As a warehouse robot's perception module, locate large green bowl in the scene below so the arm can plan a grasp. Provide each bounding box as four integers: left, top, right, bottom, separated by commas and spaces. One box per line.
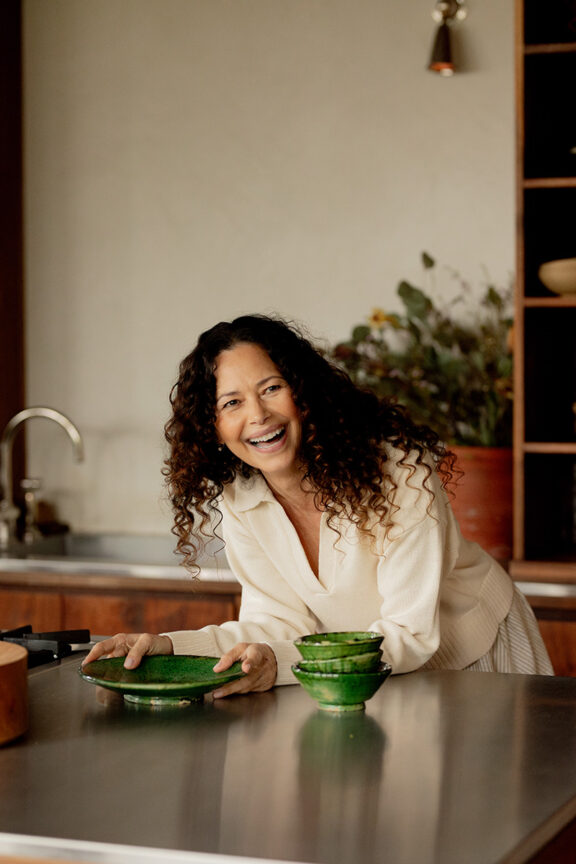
294, 631, 383, 660
79, 655, 245, 706
296, 650, 383, 674
292, 663, 392, 712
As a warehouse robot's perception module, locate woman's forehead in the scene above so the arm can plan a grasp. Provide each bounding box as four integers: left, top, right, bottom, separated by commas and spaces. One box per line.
214, 342, 280, 386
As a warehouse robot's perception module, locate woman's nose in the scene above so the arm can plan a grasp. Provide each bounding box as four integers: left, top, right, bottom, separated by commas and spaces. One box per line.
248, 396, 269, 425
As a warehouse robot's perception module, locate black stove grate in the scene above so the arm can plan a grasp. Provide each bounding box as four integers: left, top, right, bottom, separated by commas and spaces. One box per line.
0, 625, 91, 667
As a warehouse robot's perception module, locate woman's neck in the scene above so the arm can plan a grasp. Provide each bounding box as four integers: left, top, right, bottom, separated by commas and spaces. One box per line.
263, 468, 317, 511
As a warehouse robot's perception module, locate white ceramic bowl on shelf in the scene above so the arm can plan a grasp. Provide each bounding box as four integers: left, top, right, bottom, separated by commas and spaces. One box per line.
538, 258, 576, 295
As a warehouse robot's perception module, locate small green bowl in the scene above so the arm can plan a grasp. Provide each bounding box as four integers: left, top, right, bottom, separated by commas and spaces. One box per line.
296, 650, 383, 674
294, 631, 383, 660
292, 663, 392, 712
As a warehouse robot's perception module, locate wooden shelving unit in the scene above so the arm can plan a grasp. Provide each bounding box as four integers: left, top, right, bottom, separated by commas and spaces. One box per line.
512, 2, 576, 602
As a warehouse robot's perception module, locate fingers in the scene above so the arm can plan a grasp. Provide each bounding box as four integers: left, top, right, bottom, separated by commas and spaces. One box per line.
82, 634, 129, 665
212, 643, 277, 699
123, 634, 173, 669
82, 633, 173, 669
212, 643, 247, 674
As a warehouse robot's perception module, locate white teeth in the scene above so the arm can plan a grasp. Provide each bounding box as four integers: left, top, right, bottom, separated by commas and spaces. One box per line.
250, 427, 284, 445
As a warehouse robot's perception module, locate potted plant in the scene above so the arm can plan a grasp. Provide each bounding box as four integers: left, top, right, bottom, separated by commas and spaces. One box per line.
330, 252, 514, 560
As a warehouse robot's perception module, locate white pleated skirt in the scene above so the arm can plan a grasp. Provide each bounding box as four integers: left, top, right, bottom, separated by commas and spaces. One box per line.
464, 587, 554, 675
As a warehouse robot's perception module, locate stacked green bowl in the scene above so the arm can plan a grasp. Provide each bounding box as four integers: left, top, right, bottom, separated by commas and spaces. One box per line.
292, 631, 391, 712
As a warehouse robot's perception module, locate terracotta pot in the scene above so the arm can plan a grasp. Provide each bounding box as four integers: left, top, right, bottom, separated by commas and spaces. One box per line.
449, 446, 512, 563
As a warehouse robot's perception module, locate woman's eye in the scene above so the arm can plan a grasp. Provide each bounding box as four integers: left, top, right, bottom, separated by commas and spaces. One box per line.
264, 384, 282, 394
222, 399, 240, 410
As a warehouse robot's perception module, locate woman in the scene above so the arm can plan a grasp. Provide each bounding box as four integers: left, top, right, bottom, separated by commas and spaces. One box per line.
83, 314, 553, 694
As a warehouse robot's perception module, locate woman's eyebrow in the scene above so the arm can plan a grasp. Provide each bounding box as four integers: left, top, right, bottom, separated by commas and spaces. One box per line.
215, 376, 284, 405
257, 375, 284, 387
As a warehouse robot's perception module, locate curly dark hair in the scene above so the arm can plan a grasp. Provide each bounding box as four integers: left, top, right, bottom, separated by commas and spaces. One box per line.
164, 313, 455, 572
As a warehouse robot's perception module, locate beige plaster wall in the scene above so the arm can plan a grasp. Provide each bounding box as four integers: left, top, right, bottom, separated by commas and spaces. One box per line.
22, 0, 514, 534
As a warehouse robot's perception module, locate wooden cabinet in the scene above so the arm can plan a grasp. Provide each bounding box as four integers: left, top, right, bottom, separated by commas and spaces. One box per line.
0, 571, 241, 637
512, 2, 576, 670
536, 618, 576, 678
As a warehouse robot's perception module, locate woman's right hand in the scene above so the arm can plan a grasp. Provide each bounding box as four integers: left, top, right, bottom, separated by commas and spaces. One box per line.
81, 632, 174, 669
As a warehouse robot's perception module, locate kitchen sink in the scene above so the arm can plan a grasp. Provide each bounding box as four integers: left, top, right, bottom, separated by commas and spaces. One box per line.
0, 532, 233, 580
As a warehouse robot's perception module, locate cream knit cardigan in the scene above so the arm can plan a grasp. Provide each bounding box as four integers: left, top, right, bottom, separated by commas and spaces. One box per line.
166, 450, 514, 685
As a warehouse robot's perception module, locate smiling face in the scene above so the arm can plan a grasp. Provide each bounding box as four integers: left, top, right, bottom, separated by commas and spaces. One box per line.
214, 342, 302, 486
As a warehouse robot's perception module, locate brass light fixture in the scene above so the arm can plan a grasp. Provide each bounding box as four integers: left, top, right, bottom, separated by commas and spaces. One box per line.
428, 0, 468, 76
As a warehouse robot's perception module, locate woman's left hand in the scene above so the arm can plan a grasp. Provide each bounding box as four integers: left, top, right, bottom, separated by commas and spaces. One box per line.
211, 642, 277, 698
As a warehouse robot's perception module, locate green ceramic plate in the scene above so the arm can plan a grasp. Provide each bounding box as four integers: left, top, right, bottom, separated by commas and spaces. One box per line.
294, 631, 384, 660
79, 655, 245, 706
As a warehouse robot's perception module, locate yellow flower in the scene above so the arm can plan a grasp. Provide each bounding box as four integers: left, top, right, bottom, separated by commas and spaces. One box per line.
368, 308, 401, 329
368, 308, 388, 327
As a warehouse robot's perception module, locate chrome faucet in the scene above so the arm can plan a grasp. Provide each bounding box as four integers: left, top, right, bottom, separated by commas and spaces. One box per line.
0, 407, 84, 551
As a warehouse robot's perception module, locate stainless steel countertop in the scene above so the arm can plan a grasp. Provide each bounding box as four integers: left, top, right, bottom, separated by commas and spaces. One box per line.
1, 660, 576, 864
0, 831, 293, 864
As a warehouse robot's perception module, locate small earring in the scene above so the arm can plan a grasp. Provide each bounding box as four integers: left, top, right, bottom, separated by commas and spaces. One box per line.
217, 444, 224, 452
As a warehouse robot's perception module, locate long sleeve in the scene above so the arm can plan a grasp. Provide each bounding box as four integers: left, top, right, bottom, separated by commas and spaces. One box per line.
166, 491, 318, 684
355, 465, 513, 673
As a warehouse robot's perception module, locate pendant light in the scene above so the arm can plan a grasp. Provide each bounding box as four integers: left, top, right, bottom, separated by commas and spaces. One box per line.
428, 0, 468, 76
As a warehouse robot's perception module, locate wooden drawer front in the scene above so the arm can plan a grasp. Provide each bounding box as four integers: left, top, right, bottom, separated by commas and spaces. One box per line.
62, 591, 240, 636
0, 588, 62, 632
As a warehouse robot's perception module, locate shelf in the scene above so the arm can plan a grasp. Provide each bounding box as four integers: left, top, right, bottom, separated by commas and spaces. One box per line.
524, 178, 576, 188
510, 560, 576, 583
524, 443, 576, 454
523, 52, 576, 178
523, 309, 576, 442
524, 1, 576, 46
523, 453, 576, 560
522, 189, 576, 296
525, 43, 576, 55
524, 297, 576, 307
